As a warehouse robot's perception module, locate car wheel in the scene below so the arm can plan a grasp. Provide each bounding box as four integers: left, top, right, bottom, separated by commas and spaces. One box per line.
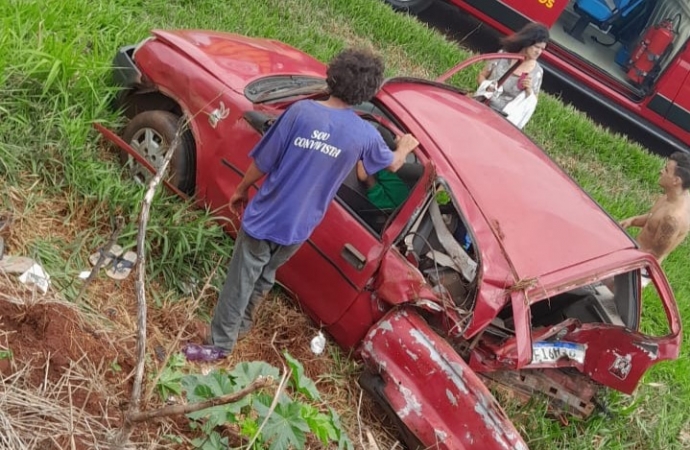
359, 370, 424, 450
383, 0, 434, 14
120, 110, 196, 195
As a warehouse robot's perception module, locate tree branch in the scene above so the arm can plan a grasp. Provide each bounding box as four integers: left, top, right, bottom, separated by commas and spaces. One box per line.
126, 376, 274, 423
112, 119, 187, 449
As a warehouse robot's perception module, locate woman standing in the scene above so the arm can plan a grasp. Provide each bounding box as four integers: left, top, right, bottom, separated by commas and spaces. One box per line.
476, 23, 550, 129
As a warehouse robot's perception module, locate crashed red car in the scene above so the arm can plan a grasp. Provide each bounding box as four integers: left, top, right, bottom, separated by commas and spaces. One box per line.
100, 30, 682, 449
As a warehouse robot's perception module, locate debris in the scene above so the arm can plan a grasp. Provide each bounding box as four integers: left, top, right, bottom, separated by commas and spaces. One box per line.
18, 263, 51, 294
88, 244, 123, 267
78, 270, 91, 280
182, 343, 229, 362
106, 251, 137, 280
310, 331, 326, 355
0, 255, 35, 274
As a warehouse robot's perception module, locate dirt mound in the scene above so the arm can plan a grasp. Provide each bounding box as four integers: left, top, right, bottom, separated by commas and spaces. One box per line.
0, 296, 135, 419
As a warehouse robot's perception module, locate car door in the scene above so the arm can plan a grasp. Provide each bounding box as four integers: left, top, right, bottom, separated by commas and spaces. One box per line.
276, 142, 432, 348
276, 198, 384, 327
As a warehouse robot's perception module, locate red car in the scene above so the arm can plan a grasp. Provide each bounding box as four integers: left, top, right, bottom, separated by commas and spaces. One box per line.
100, 30, 682, 449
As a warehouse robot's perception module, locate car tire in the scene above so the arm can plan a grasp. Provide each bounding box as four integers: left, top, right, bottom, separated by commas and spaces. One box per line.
359, 370, 424, 450
120, 110, 196, 195
383, 0, 434, 14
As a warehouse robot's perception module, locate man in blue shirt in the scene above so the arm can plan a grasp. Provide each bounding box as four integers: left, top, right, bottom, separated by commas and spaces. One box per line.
204, 49, 420, 358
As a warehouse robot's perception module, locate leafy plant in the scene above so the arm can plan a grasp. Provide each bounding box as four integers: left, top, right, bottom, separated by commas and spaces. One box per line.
180, 354, 353, 450
153, 352, 186, 401
0, 349, 12, 360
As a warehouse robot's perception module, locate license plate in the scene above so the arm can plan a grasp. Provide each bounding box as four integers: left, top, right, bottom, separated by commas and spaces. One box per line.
531, 341, 586, 364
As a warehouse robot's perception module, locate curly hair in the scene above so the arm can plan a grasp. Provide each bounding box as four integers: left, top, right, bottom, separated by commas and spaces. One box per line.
670, 151, 690, 189
500, 22, 550, 53
326, 48, 385, 106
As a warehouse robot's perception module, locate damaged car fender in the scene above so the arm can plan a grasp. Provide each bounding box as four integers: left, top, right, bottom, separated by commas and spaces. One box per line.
360, 308, 528, 450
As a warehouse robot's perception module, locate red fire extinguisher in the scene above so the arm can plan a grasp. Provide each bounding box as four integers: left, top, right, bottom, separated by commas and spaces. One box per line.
627, 18, 676, 85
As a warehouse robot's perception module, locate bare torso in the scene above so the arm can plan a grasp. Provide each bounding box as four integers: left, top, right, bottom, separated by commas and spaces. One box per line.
637, 193, 690, 262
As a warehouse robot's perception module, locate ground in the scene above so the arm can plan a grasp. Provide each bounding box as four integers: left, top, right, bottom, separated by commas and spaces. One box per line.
0, 257, 398, 449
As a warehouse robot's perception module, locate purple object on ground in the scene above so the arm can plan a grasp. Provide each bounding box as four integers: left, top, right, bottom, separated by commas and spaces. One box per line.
183, 343, 229, 362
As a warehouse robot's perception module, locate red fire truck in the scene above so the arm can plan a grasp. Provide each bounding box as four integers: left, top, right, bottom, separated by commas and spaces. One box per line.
386, 0, 690, 154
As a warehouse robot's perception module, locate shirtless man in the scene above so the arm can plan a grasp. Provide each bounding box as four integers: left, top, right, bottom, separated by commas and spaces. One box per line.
620, 152, 690, 266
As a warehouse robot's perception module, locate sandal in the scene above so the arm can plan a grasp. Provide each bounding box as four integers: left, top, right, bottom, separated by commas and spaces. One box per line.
89, 244, 124, 267
0, 255, 35, 274
105, 251, 137, 280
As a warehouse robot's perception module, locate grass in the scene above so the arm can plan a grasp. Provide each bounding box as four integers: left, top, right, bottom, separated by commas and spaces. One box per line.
0, 0, 688, 448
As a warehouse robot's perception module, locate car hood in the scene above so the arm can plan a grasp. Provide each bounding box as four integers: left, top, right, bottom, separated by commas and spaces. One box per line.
148, 30, 327, 91
379, 80, 635, 281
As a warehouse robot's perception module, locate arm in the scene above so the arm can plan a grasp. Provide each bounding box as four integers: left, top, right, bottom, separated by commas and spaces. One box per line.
648, 215, 680, 260
356, 161, 376, 188
386, 134, 419, 172
477, 64, 493, 85
229, 162, 265, 215
620, 213, 650, 229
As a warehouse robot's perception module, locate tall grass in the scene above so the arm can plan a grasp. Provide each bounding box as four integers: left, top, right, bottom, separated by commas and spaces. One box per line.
0, 0, 687, 448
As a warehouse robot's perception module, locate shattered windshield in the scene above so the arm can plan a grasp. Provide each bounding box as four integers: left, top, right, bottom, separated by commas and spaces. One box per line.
245, 75, 327, 103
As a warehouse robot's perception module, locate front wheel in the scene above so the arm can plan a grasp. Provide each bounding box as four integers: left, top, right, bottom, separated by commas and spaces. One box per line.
383, 0, 434, 14
120, 110, 196, 195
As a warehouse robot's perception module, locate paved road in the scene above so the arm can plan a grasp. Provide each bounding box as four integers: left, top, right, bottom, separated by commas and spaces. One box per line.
410, 0, 670, 155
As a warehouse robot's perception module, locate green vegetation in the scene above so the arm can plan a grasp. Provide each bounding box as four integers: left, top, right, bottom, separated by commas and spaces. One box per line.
0, 0, 687, 448
179, 354, 352, 449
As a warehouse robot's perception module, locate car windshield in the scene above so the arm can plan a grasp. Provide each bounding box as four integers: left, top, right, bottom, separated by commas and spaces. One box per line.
245, 75, 327, 103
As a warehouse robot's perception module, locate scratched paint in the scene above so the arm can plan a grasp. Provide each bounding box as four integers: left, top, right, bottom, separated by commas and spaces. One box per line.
396, 384, 423, 419
409, 328, 469, 395
446, 388, 458, 406
409, 327, 526, 448
406, 349, 419, 361
474, 397, 528, 450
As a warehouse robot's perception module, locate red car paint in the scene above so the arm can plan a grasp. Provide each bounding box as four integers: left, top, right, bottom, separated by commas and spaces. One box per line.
104, 30, 682, 449
434, 0, 690, 155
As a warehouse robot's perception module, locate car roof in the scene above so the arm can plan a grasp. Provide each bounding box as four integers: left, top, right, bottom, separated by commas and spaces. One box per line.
149, 30, 326, 90
379, 80, 636, 280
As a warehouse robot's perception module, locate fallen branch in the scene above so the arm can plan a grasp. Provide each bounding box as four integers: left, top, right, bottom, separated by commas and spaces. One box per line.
126, 376, 274, 423
112, 120, 188, 449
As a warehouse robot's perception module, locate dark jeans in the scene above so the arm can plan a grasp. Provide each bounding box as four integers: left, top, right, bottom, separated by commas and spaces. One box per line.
210, 228, 301, 352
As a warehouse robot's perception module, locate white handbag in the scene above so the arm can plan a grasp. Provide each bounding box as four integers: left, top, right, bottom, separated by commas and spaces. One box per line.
501, 91, 538, 129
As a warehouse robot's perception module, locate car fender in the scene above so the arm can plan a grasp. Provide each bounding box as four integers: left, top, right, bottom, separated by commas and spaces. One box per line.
360, 308, 527, 450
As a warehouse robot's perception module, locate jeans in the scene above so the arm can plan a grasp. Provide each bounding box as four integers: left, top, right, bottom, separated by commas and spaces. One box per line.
210, 228, 301, 352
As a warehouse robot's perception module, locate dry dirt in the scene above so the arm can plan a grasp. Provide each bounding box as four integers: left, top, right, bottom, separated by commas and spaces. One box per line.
0, 264, 398, 450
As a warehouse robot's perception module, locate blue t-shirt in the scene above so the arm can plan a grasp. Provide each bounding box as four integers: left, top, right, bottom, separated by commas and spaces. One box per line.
242, 100, 395, 245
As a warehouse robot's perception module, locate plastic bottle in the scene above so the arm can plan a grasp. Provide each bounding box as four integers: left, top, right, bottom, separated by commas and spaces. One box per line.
183, 343, 229, 362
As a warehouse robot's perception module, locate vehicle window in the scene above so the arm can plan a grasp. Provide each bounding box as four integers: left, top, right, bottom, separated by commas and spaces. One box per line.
335, 120, 423, 236
493, 268, 665, 335
244, 75, 327, 103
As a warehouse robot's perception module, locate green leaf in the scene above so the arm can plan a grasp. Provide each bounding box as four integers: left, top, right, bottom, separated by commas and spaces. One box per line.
259, 401, 310, 450
229, 361, 279, 388
240, 417, 260, 438
194, 383, 214, 399
182, 370, 244, 425
301, 404, 338, 445
329, 407, 355, 450
191, 430, 228, 450
284, 351, 321, 401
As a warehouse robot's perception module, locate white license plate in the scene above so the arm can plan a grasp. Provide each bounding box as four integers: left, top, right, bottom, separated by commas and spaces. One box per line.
531, 341, 586, 364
